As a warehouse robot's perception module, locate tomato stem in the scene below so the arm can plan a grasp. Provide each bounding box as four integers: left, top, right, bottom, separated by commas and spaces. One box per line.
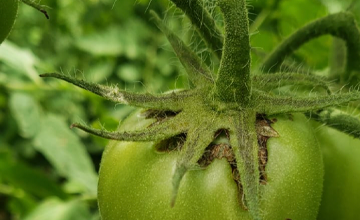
214, 0, 251, 105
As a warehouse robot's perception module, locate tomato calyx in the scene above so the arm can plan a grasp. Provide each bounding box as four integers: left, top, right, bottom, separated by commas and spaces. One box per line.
149, 109, 279, 211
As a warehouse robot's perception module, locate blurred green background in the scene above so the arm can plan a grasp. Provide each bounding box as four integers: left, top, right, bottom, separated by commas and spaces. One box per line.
0, 0, 358, 219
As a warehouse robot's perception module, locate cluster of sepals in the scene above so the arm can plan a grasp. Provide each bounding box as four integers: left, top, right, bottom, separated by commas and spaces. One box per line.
40, 0, 360, 219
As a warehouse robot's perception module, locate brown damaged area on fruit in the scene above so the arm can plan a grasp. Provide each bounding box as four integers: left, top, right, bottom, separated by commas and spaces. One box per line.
146, 109, 280, 210
197, 143, 248, 210
256, 114, 279, 184
143, 109, 179, 120
155, 133, 187, 152
195, 116, 278, 209
143, 109, 180, 128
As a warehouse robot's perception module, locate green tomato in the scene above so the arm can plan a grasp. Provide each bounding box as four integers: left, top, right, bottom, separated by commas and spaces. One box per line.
0, 0, 18, 44
315, 119, 360, 219
98, 112, 323, 220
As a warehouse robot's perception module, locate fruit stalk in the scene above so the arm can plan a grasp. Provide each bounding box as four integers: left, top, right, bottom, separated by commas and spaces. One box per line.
214, 0, 251, 105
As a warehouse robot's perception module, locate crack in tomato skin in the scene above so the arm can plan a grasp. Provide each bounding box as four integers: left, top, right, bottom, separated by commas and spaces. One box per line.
155, 114, 281, 212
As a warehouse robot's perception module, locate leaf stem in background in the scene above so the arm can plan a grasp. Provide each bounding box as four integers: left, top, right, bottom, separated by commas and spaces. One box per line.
21, 0, 50, 19
262, 12, 360, 76
329, 38, 347, 82
0, 184, 24, 198
309, 108, 360, 139
255, 90, 360, 115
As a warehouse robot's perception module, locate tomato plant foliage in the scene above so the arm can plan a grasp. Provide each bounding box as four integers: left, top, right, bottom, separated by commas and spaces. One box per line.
39, 0, 360, 219
38, 0, 360, 219
0, 0, 18, 44
2, 0, 360, 219
0, 0, 49, 44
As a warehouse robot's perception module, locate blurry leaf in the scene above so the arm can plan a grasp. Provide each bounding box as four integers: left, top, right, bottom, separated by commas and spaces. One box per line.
278, 0, 330, 69
75, 19, 149, 59
319, 0, 360, 25
250, 29, 279, 69
24, 198, 92, 220
7, 194, 38, 219
351, 1, 360, 21
119, 18, 151, 60
33, 114, 98, 195
9, 93, 41, 138
86, 60, 114, 83
156, 52, 175, 77
46, 92, 87, 124
0, 41, 42, 84
116, 64, 141, 82
75, 26, 125, 56
250, 0, 281, 8
0, 150, 68, 200
251, 30, 279, 53
319, 0, 352, 13
279, 0, 327, 34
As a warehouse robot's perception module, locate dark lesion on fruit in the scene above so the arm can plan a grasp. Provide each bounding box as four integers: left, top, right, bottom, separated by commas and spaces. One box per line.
256, 114, 279, 185
195, 115, 277, 209
207, 117, 277, 209
155, 133, 187, 152
197, 142, 248, 210
143, 109, 180, 120
141, 109, 187, 152
198, 143, 235, 167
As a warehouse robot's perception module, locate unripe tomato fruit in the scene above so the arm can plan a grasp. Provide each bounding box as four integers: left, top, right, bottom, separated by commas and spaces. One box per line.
315, 118, 360, 219
0, 0, 18, 44
98, 112, 323, 220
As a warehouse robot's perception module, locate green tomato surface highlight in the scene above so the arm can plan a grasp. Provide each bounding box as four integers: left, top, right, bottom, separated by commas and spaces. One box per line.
98, 112, 323, 220
315, 119, 360, 219
0, 0, 18, 44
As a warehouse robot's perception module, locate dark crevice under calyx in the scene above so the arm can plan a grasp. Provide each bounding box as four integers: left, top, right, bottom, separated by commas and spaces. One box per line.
151, 110, 278, 210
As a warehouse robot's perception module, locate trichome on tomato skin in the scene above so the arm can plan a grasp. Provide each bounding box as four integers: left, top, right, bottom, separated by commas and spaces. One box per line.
40, 0, 360, 219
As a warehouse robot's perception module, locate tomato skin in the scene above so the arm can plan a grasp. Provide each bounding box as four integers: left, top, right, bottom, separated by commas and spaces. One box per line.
98, 113, 323, 220
315, 122, 360, 220
0, 0, 18, 44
